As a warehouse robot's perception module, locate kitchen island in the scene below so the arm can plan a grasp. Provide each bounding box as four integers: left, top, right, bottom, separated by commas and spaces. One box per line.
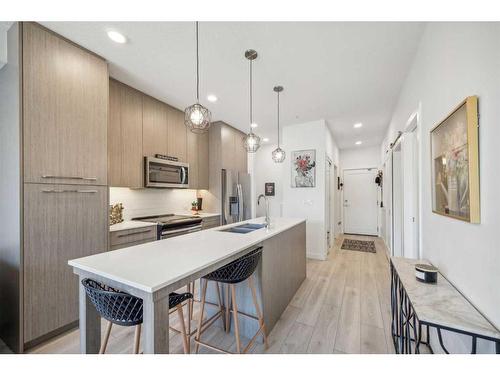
69, 217, 306, 354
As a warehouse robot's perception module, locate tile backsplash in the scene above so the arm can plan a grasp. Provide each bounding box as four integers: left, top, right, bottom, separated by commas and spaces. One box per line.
109, 187, 198, 220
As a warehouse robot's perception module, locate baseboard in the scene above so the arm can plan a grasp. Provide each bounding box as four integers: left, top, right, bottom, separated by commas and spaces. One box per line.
307, 252, 326, 261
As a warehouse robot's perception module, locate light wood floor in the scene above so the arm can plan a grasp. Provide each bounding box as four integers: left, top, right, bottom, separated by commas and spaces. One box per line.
25, 234, 394, 354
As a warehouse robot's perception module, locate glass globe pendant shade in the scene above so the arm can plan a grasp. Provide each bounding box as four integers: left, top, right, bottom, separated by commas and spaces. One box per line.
242, 131, 261, 153
184, 103, 211, 133
272, 147, 286, 163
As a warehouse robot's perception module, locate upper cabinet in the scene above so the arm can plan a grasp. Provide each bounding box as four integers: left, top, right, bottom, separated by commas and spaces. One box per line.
23, 23, 108, 186
108, 78, 205, 189
167, 107, 187, 162
220, 122, 247, 174
108, 79, 143, 188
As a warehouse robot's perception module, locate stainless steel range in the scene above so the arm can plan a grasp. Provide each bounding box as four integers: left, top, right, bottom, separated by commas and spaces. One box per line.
132, 214, 202, 240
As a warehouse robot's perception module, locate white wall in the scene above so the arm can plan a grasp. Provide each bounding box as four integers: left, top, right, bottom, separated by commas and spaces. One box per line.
340, 145, 380, 170
381, 22, 500, 353
109, 188, 198, 220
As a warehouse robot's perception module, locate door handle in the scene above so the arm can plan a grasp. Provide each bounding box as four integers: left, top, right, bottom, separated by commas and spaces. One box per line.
42, 175, 97, 181
42, 189, 98, 193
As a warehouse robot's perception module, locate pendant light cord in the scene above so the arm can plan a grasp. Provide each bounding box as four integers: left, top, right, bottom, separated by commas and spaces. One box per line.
196, 21, 200, 103
277, 91, 280, 146
249, 58, 253, 130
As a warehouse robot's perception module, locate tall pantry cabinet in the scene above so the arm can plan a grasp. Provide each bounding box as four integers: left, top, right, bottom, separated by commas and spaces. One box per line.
0, 22, 109, 352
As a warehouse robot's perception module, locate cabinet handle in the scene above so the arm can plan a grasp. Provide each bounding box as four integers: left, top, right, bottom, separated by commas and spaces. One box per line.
117, 229, 152, 238
42, 189, 98, 194
41, 175, 97, 181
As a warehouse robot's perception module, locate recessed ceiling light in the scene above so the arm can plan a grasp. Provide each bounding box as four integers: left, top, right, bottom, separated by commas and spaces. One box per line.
207, 94, 218, 103
250, 123, 258, 128
107, 30, 127, 44
263, 138, 269, 142
355, 141, 363, 145
354, 123, 363, 128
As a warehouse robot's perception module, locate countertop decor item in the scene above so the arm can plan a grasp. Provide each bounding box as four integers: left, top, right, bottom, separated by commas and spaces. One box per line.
109, 203, 124, 225
191, 200, 199, 214
430, 96, 479, 223
271, 86, 286, 163
184, 21, 211, 133
292, 149, 316, 187
415, 263, 438, 283
242, 49, 261, 153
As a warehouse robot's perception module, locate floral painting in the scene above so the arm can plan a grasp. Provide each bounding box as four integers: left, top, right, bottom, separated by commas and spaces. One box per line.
431, 97, 479, 222
292, 150, 316, 187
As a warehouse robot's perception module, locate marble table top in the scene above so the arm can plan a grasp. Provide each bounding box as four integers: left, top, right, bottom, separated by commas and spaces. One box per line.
391, 257, 500, 340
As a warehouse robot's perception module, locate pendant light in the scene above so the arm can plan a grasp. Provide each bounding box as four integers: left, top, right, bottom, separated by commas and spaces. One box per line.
184, 22, 211, 133
242, 49, 261, 153
271, 85, 286, 163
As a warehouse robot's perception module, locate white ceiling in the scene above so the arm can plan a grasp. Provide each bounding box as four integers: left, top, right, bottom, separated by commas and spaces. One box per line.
41, 22, 424, 149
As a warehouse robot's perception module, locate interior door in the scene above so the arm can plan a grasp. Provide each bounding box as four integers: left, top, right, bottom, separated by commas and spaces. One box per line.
402, 131, 419, 259
343, 169, 378, 235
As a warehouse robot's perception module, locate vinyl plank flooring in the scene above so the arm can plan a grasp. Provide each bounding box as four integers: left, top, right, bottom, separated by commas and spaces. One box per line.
307, 304, 340, 353
334, 286, 361, 354
280, 322, 314, 354
361, 323, 388, 354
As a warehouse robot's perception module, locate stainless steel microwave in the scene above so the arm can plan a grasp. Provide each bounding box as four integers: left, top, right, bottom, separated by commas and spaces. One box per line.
144, 157, 189, 188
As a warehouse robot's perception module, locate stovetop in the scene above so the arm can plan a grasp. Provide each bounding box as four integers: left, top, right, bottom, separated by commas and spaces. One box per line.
132, 214, 202, 226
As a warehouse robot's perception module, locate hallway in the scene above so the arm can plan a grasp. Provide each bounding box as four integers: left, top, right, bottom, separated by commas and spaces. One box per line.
27, 234, 394, 354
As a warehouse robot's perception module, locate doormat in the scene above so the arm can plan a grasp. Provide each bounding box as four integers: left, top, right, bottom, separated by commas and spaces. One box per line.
341, 239, 376, 253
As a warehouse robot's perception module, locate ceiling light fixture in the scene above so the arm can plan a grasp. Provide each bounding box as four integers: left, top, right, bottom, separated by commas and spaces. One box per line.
107, 30, 127, 44
242, 49, 261, 153
250, 123, 258, 128
207, 94, 218, 103
355, 141, 363, 145
184, 22, 211, 134
271, 85, 286, 163
354, 122, 363, 128
263, 138, 269, 142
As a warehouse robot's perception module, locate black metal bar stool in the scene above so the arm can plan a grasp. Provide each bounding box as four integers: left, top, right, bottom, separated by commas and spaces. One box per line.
194, 246, 268, 354
82, 278, 192, 354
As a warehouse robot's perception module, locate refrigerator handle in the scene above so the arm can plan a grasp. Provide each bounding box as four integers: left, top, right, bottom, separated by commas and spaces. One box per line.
237, 183, 243, 222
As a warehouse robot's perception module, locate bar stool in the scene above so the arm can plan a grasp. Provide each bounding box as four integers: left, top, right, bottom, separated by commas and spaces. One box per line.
194, 246, 268, 354
82, 278, 192, 354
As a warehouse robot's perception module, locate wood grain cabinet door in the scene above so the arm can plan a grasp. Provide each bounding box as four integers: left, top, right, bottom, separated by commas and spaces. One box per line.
23, 183, 108, 344
167, 107, 187, 162
23, 23, 108, 186
187, 130, 199, 189
198, 131, 209, 189
108, 79, 143, 188
142, 95, 168, 158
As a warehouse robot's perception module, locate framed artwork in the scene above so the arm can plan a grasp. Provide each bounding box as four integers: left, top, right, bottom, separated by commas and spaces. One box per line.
430, 96, 480, 223
265, 182, 275, 196
292, 149, 316, 188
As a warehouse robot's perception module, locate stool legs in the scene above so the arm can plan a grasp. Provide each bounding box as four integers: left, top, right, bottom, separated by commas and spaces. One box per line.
230, 284, 241, 353
249, 274, 268, 349
133, 324, 141, 354
176, 304, 189, 354
194, 278, 208, 353
99, 320, 113, 354
225, 285, 231, 332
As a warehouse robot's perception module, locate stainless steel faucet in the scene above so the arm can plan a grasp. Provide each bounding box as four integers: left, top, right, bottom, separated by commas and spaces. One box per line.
257, 194, 271, 228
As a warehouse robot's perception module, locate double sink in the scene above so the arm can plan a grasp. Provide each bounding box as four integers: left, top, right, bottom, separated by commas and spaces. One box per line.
219, 223, 266, 234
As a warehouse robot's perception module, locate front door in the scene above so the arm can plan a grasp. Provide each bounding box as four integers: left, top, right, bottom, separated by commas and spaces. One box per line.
343, 168, 378, 235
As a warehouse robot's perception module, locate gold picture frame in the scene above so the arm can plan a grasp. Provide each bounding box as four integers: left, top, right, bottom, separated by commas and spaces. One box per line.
430, 96, 480, 223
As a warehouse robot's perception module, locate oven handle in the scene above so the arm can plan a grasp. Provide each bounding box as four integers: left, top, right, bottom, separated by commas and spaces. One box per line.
162, 224, 202, 236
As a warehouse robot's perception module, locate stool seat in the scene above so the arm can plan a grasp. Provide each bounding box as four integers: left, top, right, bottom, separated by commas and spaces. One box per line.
204, 247, 262, 284
82, 279, 193, 354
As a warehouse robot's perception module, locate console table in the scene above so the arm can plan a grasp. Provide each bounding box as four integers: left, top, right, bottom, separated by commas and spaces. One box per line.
390, 257, 500, 354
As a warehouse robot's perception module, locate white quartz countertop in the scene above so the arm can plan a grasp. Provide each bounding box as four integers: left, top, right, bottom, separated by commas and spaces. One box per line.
391, 257, 500, 340
109, 220, 157, 232
70, 217, 305, 293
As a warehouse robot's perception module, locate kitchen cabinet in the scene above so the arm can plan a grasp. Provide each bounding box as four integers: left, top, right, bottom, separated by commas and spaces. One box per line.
219, 122, 247, 173
23, 184, 108, 344
187, 129, 209, 190
108, 79, 143, 188
167, 107, 187, 162
142, 94, 168, 158
109, 226, 157, 250
201, 215, 221, 230
23, 22, 108, 186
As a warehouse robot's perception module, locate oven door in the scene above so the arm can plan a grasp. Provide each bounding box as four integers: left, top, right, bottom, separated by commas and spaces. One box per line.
161, 224, 202, 239
145, 157, 189, 188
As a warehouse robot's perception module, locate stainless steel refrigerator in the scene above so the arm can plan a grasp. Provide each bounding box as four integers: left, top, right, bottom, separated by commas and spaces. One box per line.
221, 169, 252, 225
